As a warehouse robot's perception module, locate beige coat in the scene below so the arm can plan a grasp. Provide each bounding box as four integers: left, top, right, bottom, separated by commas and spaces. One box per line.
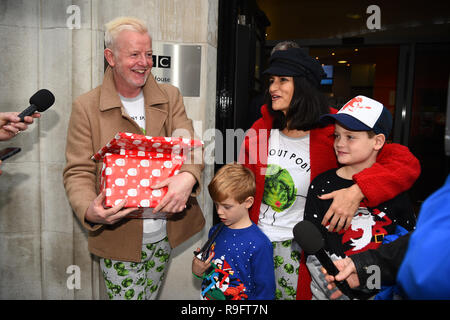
63, 67, 205, 262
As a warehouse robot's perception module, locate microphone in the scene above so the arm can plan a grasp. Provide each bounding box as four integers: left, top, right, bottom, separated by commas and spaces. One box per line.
18, 89, 55, 121
194, 222, 224, 261
293, 220, 359, 299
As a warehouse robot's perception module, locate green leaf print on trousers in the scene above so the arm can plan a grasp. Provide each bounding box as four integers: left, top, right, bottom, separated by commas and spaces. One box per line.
114, 262, 129, 277
263, 164, 297, 212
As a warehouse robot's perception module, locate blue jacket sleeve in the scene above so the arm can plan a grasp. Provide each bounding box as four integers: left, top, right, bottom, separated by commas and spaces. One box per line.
397, 175, 450, 299
251, 239, 276, 300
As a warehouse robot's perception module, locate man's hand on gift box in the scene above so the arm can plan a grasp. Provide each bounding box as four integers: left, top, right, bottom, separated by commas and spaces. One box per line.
85, 190, 139, 225
152, 172, 197, 214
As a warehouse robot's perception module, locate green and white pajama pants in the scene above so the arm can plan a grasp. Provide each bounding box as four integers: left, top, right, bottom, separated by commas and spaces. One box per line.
272, 239, 302, 300
100, 237, 171, 300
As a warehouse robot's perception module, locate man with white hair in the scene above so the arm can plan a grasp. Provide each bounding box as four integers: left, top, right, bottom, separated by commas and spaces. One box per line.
63, 17, 205, 300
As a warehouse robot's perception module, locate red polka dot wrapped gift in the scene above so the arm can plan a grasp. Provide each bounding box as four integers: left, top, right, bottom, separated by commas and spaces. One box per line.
92, 132, 203, 218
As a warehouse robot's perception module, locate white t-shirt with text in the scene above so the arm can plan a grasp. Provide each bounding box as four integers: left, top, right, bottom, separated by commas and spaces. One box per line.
120, 92, 167, 243
258, 129, 311, 242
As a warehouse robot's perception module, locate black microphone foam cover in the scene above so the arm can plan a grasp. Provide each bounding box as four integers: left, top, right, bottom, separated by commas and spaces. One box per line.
293, 220, 324, 255
29, 89, 55, 112
294, 220, 368, 300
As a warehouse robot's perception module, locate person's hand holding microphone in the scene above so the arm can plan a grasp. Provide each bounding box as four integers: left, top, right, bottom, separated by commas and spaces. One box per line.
0, 89, 55, 175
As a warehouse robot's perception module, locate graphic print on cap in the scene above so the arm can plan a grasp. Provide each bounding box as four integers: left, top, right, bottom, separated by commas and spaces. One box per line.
338, 96, 384, 128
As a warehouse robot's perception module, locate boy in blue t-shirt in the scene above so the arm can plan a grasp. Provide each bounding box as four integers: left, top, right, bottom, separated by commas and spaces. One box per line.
192, 163, 276, 300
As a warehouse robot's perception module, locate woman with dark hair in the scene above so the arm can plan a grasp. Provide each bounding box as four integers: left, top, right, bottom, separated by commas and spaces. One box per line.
239, 47, 420, 300
268, 76, 329, 132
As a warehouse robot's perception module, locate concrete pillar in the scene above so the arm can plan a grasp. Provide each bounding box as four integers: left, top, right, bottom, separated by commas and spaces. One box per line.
0, 0, 217, 299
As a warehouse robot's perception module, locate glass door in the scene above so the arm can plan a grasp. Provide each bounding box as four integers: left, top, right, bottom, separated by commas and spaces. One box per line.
408, 43, 450, 209
309, 45, 400, 142
309, 43, 450, 212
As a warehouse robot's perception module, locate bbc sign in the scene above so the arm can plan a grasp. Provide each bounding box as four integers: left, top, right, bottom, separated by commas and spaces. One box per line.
152, 43, 201, 97
153, 55, 171, 69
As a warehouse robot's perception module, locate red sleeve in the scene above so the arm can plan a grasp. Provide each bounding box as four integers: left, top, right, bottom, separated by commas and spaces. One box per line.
238, 118, 268, 224
238, 128, 251, 165
353, 143, 421, 207
238, 118, 265, 165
